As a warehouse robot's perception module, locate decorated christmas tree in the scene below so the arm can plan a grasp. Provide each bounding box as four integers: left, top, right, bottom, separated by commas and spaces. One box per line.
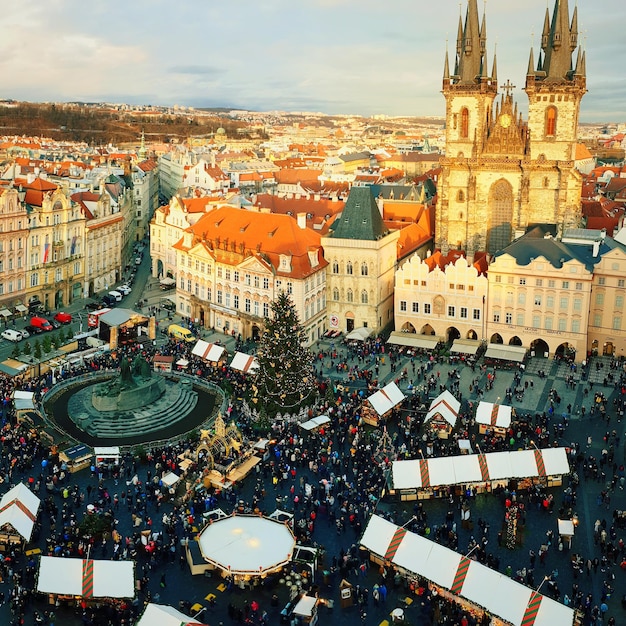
250, 291, 317, 419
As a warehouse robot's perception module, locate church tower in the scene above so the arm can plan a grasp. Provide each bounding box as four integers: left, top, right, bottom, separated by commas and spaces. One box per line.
436, 0, 585, 258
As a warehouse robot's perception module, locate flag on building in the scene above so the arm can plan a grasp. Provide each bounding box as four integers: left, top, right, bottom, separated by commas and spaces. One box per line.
43, 243, 50, 263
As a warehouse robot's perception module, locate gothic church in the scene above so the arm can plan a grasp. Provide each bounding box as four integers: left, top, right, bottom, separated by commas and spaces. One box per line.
435, 0, 586, 258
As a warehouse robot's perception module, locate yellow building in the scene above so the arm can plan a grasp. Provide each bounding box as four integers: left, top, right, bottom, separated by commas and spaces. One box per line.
436, 0, 585, 257
485, 227, 597, 360
322, 187, 399, 335
0, 186, 29, 311
173, 206, 327, 346
22, 178, 85, 310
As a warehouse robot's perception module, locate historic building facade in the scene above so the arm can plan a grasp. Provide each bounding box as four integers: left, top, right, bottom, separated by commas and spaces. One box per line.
436, 0, 586, 258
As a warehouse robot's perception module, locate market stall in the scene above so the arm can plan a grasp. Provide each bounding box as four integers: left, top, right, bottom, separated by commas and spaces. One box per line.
558, 518, 576, 550
36, 556, 135, 602
94, 447, 120, 469
153, 355, 173, 372
360, 514, 575, 626
136, 602, 207, 626
424, 390, 460, 438
12, 390, 36, 421
230, 352, 259, 374
361, 381, 405, 427
387, 331, 442, 351
300, 415, 331, 433
59, 444, 93, 474
484, 344, 527, 366
475, 401, 513, 435
190, 513, 295, 581
0, 482, 41, 548
192, 340, 226, 363
390, 447, 570, 500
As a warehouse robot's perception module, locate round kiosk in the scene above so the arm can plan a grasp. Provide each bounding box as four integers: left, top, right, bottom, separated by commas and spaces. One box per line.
197, 514, 295, 579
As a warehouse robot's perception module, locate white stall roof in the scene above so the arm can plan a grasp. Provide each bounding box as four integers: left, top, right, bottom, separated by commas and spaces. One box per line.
558, 519, 575, 537
191, 340, 226, 362
367, 382, 405, 416
12, 390, 35, 411
230, 352, 259, 374
450, 339, 481, 355
300, 416, 331, 431
484, 344, 527, 362
94, 447, 120, 458
0, 482, 41, 541
37, 557, 134, 598
387, 331, 441, 350
136, 603, 207, 626
360, 515, 575, 626
475, 402, 512, 429
161, 472, 180, 488
391, 448, 570, 490
345, 327, 370, 341
294, 595, 317, 617
425, 390, 460, 427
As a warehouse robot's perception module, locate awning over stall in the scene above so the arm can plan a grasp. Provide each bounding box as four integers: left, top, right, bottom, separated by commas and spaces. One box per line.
367, 382, 405, 416
475, 402, 512, 429
450, 339, 481, 355
391, 447, 570, 490
230, 352, 259, 374
12, 390, 35, 411
300, 415, 331, 431
15, 304, 28, 313
360, 515, 575, 626
0, 308, 12, 318
387, 332, 441, 350
345, 327, 370, 342
136, 603, 207, 626
36, 557, 135, 598
425, 390, 460, 428
0, 483, 41, 542
191, 340, 226, 362
484, 344, 527, 362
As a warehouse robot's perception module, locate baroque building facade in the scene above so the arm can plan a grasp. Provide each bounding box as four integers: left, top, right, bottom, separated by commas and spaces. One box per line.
436, 0, 586, 258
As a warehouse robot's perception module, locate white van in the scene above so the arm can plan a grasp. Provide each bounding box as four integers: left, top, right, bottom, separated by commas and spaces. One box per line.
108, 290, 123, 302
1, 329, 22, 342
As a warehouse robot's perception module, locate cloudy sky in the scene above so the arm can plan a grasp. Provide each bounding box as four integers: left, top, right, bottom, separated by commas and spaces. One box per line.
0, 0, 623, 122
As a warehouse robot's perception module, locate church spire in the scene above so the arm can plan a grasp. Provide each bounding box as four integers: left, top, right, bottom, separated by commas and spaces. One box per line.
541, 0, 578, 81
443, 47, 450, 81
527, 47, 535, 77
491, 50, 498, 84
456, 0, 486, 84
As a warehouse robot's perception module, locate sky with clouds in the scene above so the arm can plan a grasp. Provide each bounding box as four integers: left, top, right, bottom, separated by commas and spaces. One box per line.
0, 0, 623, 123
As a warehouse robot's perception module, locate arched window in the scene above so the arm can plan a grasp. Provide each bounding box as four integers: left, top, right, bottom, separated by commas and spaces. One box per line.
346, 261, 353, 275
361, 263, 368, 276
332, 260, 339, 274
457, 189, 465, 203
545, 106, 557, 137
361, 290, 369, 304
333, 287, 339, 301
347, 289, 354, 303
460, 108, 469, 138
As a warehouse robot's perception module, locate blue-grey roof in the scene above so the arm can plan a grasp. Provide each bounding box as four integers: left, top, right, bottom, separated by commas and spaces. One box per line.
329, 186, 389, 241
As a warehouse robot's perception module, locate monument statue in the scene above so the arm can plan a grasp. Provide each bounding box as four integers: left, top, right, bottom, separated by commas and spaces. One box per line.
92, 354, 166, 412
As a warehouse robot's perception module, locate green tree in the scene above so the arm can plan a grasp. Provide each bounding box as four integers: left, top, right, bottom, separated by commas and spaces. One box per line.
250, 292, 317, 419
10, 343, 21, 358
22, 341, 31, 356
34, 339, 42, 360
57, 327, 66, 344
42, 335, 52, 354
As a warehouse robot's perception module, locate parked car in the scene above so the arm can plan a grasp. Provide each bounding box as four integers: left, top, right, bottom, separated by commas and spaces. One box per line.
102, 295, 117, 307
47, 318, 61, 329
19, 328, 30, 340
84, 301, 101, 311
30, 316, 53, 332
1, 329, 22, 342
117, 285, 131, 296
24, 325, 43, 335
54, 312, 73, 324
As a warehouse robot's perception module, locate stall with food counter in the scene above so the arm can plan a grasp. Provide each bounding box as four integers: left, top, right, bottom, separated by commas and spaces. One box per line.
0, 482, 40, 550
475, 401, 513, 435
360, 381, 405, 427
423, 390, 460, 439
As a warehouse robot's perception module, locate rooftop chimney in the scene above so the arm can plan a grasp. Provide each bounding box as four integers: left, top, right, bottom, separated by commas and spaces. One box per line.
296, 213, 307, 229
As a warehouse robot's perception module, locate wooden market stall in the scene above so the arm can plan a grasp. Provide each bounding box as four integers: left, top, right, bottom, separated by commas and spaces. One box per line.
424, 390, 460, 438
153, 355, 173, 373
360, 515, 576, 626
389, 447, 571, 501
361, 382, 405, 427
192, 340, 226, 363
0, 482, 41, 550
229, 352, 259, 374
59, 444, 93, 474
475, 401, 513, 436
136, 602, 207, 626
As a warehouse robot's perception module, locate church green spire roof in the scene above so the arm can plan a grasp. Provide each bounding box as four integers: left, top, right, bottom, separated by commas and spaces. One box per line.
330, 186, 388, 241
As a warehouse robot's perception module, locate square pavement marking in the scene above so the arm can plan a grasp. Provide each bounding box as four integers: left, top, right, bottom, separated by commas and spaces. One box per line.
217, 583, 227, 592
205, 593, 216, 601
25, 548, 42, 556
190, 603, 203, 613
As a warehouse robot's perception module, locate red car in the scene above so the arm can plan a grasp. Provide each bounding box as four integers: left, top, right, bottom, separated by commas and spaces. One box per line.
54, 312, 72, 324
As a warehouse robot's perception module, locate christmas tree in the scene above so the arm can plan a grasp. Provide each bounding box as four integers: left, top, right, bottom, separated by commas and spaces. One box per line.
250, 291, 317, 419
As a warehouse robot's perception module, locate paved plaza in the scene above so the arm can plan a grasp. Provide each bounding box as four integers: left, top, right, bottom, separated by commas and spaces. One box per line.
0, 270, 624, 626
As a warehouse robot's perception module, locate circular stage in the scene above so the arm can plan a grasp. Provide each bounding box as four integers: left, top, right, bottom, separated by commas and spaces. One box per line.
197, 514, 295, 576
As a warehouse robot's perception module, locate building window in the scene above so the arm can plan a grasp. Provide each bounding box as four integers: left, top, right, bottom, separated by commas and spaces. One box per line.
217, 290, 222, 304
536, 279, 543, 287
596, 293, 604, 306
532, 315, 540, 328
424, 303, 431, 314
472, 309, 480, 320
493, 313, 500, 323
613, 317, 622, 331
400, 300, 407, 312
225, 293, 231, 308
263, 277, 269, 289
593, 313, 601, 327
217, 267, 222, 279
598, 277, 606, 285
546, 296, 554, 308
287, 282, 292, 295
457, 190, 465, 203
347, 289, 353, 303
518, 293, 526, 305
245, 298, 251, 313
412, 302, 419, 313
333, 288, 340, 301
616, 295, 624, 308
460, 107, 469, 138
558, 318, 567, 331
332, 261, 339, 274
361, 290, 368, 304
575, 282, 583, 290
361, 263, 368, 276
233, 271, 239, 282
449, 284, 455, 290
519, 278, 526, 285
448, 305, 455, 317
460, 307, 468, 319
534, 295, 542, 306
571, 319, 580, 333
562, 281, 569, 289
254, 301, 259, 316
548, 280, 555, 288
545, 317, 553, 330
618, 279, 625, 288
245, 274, 251, 286
573, 298, 582, 311
545, 106, 557, 136
346, 262, 353, 275
505, 312, 512, 324
495, 275, 502, 283
559, 297, 568, 309
516, 314, 524, 326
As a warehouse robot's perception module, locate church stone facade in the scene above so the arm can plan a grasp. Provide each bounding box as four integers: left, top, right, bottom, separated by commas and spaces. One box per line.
436, 0, 586, 258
